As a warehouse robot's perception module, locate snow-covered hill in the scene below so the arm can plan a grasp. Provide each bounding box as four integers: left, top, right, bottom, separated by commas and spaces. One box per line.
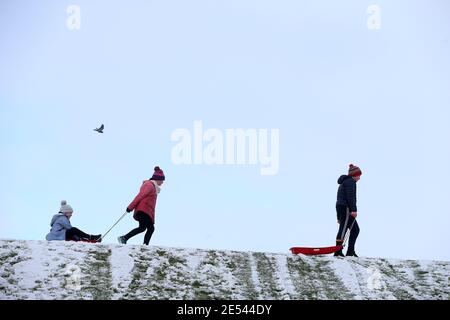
0, 239, 448, 300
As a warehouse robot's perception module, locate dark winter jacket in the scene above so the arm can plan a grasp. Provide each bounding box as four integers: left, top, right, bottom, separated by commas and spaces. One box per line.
336, 175, 357, 213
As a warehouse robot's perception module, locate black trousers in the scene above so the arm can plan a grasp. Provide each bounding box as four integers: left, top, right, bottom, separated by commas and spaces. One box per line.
65, 227, 90, 241
124, 211, 155, 245
336, 204, 360, 252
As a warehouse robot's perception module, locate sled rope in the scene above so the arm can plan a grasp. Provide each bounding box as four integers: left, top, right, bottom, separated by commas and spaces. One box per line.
100, 211, 128, 241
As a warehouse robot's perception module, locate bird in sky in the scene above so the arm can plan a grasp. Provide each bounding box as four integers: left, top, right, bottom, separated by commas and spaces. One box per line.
94, 124, 104, 133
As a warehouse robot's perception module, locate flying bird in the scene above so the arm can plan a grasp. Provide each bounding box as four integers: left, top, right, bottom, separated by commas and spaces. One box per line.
94, 124, 104, 133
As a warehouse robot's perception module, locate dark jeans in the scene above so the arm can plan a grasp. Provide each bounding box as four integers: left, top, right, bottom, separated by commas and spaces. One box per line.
336, 204, 360, 252
124, 211, 155, 245
65, 227, 90, 241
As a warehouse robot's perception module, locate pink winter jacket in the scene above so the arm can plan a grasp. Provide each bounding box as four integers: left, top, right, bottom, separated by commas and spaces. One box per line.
127, 180, 158, 223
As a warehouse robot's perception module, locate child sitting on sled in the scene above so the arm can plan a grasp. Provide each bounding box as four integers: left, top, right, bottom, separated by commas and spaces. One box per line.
46, 200, 102, 242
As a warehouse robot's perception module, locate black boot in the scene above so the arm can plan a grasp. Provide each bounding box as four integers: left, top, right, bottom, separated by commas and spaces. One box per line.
117, 236, 127, 244
346, 249, 358, 257
334, 250, 344, 257
90, 234, 102, 242
334, 240, 344, 257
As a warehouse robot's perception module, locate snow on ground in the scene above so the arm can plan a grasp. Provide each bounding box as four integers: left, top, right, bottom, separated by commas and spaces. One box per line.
273, 254, 296, 299
327, 256, 365, 299
0, 240, 90, 299
109, 244, 135, 299
0, 239, 449, 300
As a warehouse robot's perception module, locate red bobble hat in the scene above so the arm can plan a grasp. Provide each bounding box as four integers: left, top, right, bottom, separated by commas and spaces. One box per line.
151, 166, 165, 181
348, 164, 362, 177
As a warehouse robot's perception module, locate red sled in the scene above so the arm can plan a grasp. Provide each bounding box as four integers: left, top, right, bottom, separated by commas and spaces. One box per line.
290, 245, 343, 255
66, 239, 99, 244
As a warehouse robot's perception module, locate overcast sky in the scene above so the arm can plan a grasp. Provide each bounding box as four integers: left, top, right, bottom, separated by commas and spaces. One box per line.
1, 0, 449, 261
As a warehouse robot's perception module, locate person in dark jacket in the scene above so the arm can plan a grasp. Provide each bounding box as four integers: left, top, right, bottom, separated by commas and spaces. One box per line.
334, 164, 362, 257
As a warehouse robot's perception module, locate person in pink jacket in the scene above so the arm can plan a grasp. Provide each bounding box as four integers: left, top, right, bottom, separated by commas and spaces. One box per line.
118, 166, 165, 245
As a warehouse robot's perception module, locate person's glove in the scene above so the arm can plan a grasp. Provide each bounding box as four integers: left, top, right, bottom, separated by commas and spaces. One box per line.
126, 207, 132, 213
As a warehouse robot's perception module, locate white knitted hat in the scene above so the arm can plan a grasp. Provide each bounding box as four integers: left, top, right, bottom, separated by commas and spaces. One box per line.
59, 200, 73, 213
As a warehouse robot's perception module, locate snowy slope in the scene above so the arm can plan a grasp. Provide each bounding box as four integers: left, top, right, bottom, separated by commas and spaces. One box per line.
0, 239, 449, 300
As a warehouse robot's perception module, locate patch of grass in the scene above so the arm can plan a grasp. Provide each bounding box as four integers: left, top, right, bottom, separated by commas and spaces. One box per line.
155, 268, 167, 281
412, 270, 429, 287
142, 252, 193, 298
156, 250, 166, 257
81, 248, 113, 300
226, 252, 258, 299
195, 290, 212, 299
314, 258, 354, 300
226, 260, 237, 270
287, 256, 320, 299
202, 251, 219, 266
168, 255, 186, 265
253, 253, 283, 299
126, 257, 149, 298
0, 251, 18, 262
372, 260, 415, 300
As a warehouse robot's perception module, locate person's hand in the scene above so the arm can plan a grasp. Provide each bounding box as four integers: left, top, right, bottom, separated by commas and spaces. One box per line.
351, 212, 358, 218
126, 207, 132, 213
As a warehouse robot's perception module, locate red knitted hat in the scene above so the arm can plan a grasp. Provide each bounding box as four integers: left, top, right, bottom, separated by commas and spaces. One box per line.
151, 166, 165, 181
348, 164, 362, 177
